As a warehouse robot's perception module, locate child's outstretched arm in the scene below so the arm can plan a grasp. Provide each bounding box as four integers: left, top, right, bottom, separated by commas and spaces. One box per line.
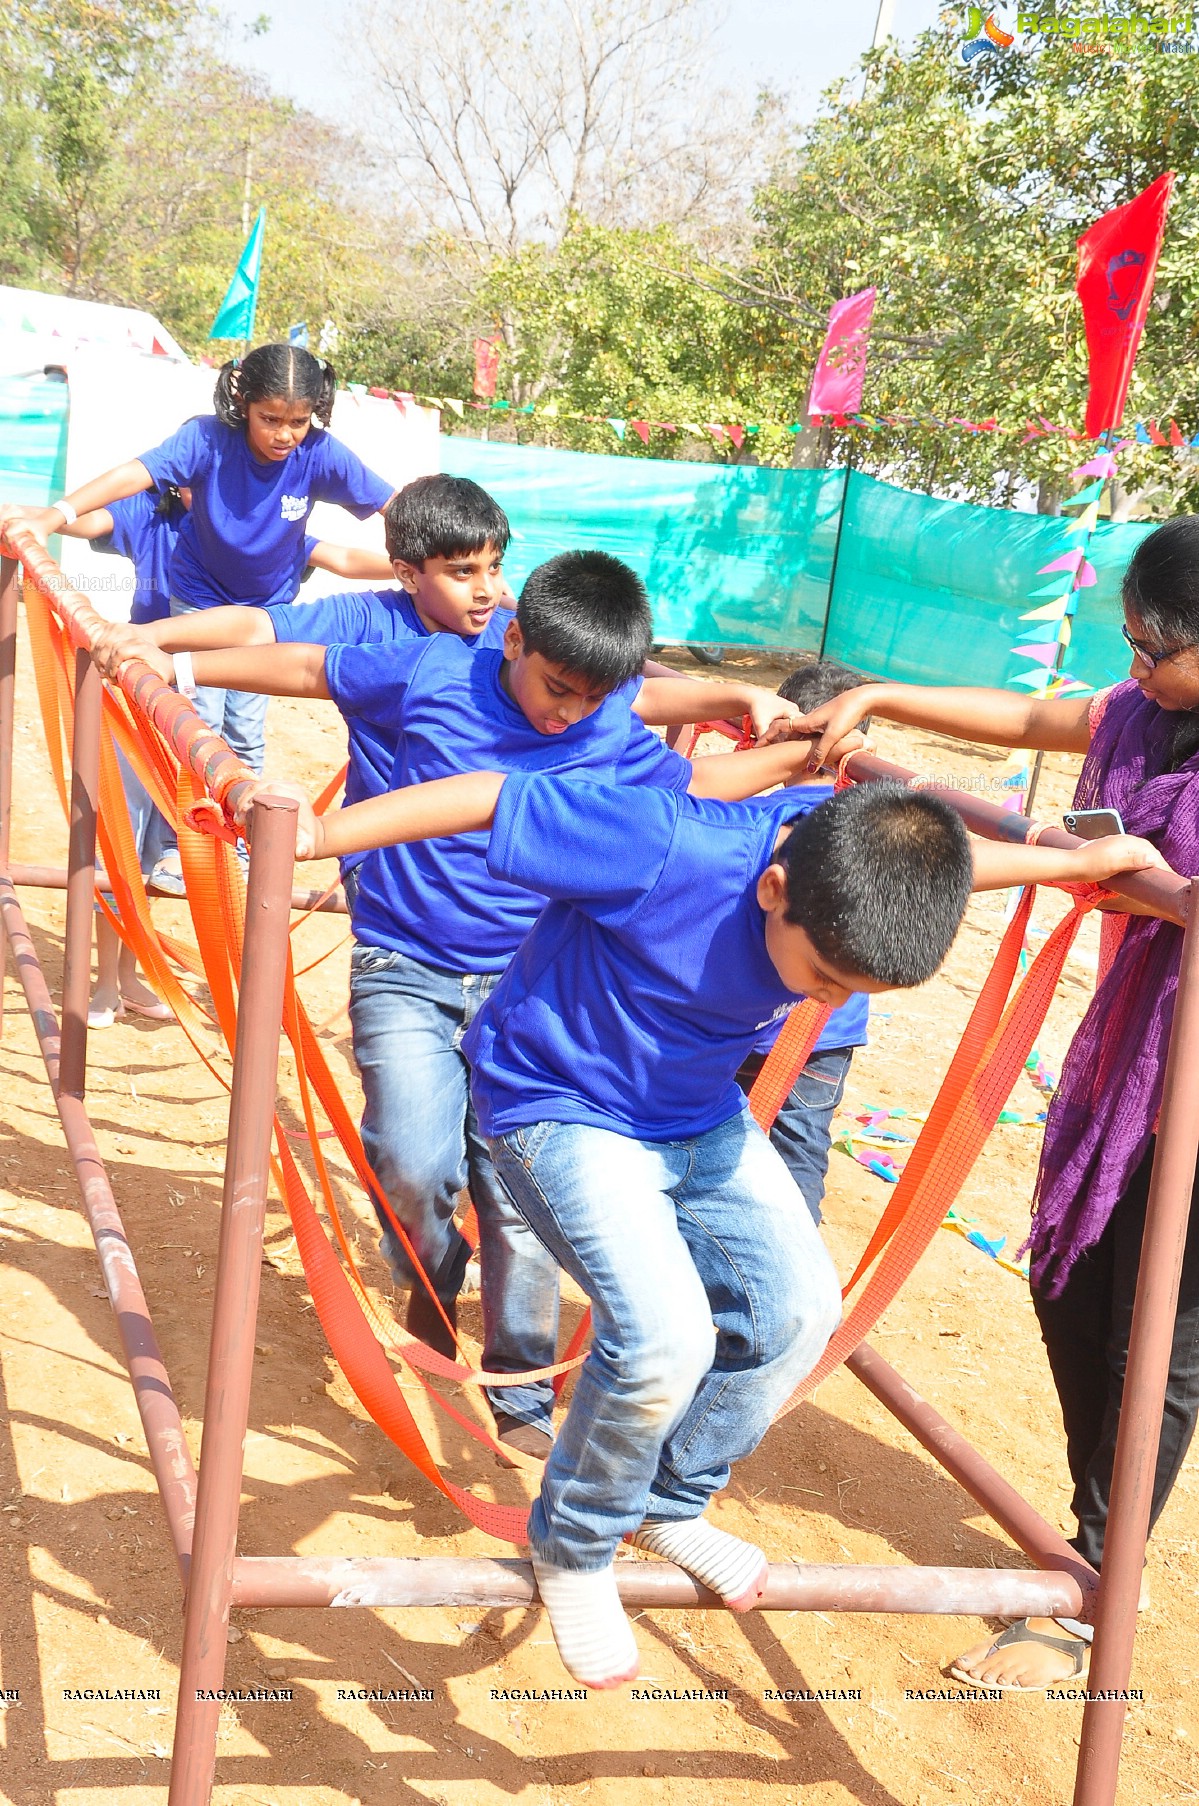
686, 730, 867, 801
0, 460, 155, 547
634, 674, 801, 744
798, 682, 1094, 768
114, 641, 331, 699
307, 541, 395, 581
91, 604, 279, 680
240, 772, 507, 862
970, 833, 1172, 893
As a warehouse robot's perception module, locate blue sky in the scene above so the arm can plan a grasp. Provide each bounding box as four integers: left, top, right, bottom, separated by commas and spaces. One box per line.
215, 0, 948, 126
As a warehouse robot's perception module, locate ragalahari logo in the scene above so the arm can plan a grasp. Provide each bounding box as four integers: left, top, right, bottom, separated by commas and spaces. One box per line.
959, 5, 1016, 63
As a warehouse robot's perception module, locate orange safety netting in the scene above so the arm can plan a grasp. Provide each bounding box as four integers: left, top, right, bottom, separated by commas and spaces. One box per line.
9, 537, 1102, 1543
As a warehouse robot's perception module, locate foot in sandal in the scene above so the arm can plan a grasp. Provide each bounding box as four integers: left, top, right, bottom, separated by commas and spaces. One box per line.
949, 1617, 1090, 1691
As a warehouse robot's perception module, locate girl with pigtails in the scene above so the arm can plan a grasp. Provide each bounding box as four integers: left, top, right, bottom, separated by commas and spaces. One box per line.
6, 343, 395, 785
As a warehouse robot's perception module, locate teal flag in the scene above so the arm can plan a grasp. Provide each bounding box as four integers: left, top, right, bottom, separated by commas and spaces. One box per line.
209, 209, 265, 342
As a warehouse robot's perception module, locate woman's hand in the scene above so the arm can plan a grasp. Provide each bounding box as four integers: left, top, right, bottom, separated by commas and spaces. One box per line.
794, 686, 888, 766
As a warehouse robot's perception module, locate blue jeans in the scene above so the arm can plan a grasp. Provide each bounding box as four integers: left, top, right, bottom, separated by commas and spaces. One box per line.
490, 1110, 842, 1570
348, 944, 560, 1432
169, 596, 268, 775
736, 1045, 855, 1225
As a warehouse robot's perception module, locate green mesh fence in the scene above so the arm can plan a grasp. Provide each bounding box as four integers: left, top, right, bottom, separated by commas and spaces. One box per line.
440, 437, 843, 652
441, 438, 1152, 692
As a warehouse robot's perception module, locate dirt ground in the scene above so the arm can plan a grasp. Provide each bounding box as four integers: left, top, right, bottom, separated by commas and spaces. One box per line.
1, 624, 1197, 1806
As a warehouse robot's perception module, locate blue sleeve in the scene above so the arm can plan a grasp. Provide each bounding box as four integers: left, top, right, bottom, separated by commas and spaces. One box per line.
268, 590, 393, 647
139, 416, 213, 489
487, 773, 678, 916
303, 534, 319, 565
615, 720, 692, 794
324, 638, 424, 722
311, 433, 393, 519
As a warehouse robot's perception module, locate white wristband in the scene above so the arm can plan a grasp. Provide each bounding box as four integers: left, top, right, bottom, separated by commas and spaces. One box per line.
52, 498, 77, 527
172, 651, 198, 698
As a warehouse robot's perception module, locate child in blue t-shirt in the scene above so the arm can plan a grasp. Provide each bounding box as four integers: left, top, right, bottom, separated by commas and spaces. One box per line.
735, 661, 875, 1222
268, 764, 1161, 1687
195, 552, 846, 1462
89, 474, 514, 906
21, 342, 395, 781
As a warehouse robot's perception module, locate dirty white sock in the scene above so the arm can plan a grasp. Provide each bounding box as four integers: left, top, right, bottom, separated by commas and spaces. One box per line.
530, 1554, 639, 1688
631, 1516, 768, 1612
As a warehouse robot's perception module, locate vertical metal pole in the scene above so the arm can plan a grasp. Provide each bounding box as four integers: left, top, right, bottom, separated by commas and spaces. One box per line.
58, 650, 102, 1097
1073, 877, 1199, 1806
0, 556, 18, 1039
168, 795, 297, 1806
818, 437, 854, 661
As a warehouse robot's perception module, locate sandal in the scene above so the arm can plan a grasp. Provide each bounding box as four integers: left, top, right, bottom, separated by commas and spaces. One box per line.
949, 1618, 1090, 1692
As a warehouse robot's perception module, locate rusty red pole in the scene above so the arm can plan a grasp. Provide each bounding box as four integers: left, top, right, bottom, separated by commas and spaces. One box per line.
1073, 875, 1199, 1806
0, 872, 198, 1567
0, 554, 19, 1039
58, 649, 103, 1096
168, 794, 297, 1806
847, 1342, 1096, 1607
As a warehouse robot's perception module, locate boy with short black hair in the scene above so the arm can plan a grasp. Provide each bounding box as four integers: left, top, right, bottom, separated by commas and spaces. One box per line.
267, 760, 1160, 1686
150, 550, 831, 1459
737, 658, 876, 1222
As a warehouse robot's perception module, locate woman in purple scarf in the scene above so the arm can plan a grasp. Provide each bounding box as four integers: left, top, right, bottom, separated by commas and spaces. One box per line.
795, 517, 1199, 1689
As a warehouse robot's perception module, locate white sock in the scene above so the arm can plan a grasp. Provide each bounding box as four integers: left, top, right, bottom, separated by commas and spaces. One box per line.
530, 1554, 639, 1689
631, 1516, 768, 1612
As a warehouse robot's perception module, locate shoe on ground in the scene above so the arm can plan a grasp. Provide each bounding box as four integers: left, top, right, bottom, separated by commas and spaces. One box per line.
493, 1413, 553, 1468
149, 851, 186, 896
405, 1285, 458, 1360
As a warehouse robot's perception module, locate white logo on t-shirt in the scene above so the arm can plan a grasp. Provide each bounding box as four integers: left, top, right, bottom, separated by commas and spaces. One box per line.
280, 494, 308, 521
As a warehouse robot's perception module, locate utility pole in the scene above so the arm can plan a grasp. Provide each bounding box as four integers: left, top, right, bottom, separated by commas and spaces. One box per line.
872, 0, 897, 47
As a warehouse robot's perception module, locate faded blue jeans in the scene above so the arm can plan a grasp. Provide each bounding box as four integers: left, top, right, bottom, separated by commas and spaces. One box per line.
349, 944, 560, 1433
169, 597, 269, 774
489, 1109, 843, 1571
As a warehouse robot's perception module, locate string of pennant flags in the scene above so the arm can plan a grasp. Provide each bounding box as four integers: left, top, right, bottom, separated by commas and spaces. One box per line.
342, 382, 1199, 452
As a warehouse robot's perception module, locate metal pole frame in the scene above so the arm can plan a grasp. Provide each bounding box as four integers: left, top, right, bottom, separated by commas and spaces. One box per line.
3, 534, 1197, 1806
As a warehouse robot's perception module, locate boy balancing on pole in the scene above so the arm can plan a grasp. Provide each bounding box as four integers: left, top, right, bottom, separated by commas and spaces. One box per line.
239, 762, 1165, 1688
121, 552, 821, 1459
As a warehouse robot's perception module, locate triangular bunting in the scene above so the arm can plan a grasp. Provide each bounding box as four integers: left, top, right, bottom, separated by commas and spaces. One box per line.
1020, 599, 1071, 621
607, 419, 626, 441
1063, 501, 1100, 536
1013, 644, 1058, 667
1072, 453, 1118, 480
1062, 479, 1106, 508
1074, 560, 1098, 589
1038, 549, 1084, 575
630, 420, 650, 444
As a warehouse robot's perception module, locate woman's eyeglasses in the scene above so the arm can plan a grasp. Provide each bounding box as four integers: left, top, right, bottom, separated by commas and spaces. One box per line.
1121, 623, 1190, 672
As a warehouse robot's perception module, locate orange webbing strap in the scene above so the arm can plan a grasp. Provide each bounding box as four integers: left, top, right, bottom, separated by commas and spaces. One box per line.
314, 761, 348, 815
747, 1000, 833, 1130
777, 886, 1094, 1413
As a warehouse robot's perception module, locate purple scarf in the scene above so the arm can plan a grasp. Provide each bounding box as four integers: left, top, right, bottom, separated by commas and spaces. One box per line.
1029, 679, 1199, 1299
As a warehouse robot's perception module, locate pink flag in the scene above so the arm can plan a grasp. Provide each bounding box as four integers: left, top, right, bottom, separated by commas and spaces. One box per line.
807, 288, 877, 417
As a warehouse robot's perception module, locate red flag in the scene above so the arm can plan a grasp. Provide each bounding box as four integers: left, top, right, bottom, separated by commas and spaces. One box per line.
807, 288, 876, 417
473, 335, 500, 399
1077, 172, 1173, 438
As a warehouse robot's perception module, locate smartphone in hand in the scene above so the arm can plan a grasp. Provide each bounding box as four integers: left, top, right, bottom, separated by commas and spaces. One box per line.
1063, 808, 1126, 840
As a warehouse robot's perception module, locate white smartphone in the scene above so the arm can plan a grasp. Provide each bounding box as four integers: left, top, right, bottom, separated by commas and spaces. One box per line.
1063, 808, 1125, 839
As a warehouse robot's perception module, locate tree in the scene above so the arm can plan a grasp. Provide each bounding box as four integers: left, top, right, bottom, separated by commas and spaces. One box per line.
719, 5, 1199, 510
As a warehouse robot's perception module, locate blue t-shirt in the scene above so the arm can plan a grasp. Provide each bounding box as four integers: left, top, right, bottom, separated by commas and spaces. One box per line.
324, 637, 691, 974
95, 490, 187, 624
267, 590, 510, 875
463, 778, 819, 1141
749, 784, 869, 1058
140, 415, 392, 611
